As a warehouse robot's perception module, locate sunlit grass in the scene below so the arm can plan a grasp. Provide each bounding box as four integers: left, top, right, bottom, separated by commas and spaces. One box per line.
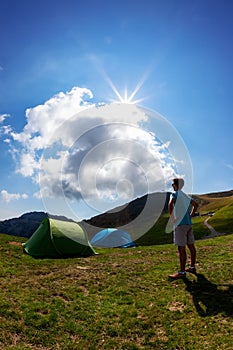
208, 202, 233, 234
0, 232, 232, 349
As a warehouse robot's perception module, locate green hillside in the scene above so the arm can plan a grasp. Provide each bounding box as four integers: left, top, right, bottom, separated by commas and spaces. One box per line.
207, 202, 233, 234
135, 192, 233, 246
194, 192, 233, 236
193, 191, 233, 212
0, 233, 232, 349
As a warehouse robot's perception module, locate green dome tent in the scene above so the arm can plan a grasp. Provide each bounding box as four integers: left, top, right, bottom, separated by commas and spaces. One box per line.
22, 218, 95, 258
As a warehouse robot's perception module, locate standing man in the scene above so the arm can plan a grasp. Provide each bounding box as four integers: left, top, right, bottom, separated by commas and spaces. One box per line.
169, 178, 199, 279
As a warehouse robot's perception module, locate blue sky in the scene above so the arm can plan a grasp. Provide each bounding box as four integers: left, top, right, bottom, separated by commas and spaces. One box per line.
0, 0, 232, 220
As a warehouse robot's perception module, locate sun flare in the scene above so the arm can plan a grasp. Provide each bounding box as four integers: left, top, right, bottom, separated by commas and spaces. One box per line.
102, 69, 150, 105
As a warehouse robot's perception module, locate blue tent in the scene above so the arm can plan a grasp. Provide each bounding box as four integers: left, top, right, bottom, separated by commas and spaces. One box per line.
90, 228, 135, 248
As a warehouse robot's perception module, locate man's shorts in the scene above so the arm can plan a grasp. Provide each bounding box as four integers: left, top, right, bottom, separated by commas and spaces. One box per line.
174, 225, 195, 246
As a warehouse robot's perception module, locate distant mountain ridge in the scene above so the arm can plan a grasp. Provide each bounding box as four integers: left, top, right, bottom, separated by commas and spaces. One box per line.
0, 189, 232, 238
202, 189, 233, 198
0, 192, 170, 238
0, 212, 74, 237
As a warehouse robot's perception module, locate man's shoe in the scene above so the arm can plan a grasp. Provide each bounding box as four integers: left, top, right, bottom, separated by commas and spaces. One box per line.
185, 266, 196, 274
169, 271, 186, 279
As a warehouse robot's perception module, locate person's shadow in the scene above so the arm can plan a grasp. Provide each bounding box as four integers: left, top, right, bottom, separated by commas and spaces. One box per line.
183, 273, 233, 317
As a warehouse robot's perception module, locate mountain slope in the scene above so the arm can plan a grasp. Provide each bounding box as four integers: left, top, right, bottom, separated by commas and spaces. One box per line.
0, 190, 232, 241
0, 212, 74, 237
193, 190, 233, 212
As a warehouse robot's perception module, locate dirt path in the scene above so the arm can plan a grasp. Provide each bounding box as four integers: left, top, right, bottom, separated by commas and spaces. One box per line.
203, 216, 226, 239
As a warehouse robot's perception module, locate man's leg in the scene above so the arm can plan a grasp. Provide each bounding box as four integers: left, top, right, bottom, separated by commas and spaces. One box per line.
178, 246, 187, 272
169, 227, 187, 279
187, 243, 196, 267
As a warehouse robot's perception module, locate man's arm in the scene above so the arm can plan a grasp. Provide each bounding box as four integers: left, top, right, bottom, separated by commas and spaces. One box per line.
169, 197, 176, 223
190, 199, 199, 217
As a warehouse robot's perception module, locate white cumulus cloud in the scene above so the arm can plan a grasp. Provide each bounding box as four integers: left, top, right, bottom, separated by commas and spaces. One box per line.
10, 86, 94, 176
0, 114, 10, 123
1, 190, 28, 203
0, 114, 11, 139
7, 86, 192, 218
37, 102, 177, 215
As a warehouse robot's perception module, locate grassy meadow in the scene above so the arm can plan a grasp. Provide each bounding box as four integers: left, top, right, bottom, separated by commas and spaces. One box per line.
0, 232, 232, 349
0, 192, 232, 349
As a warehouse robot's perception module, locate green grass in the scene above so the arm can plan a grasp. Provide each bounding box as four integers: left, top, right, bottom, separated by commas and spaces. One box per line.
191, 216, 210, 239
135, 214, 173, 246
134, 213, 212, 246
208, 202, 233, 234
0, 233, 232, 350
136, 194, 233, 246
196, 194, 233, 212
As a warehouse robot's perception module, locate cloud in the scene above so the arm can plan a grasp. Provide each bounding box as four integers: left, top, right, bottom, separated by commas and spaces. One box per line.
7, 86, 191, 218
37, 102, 177, 216
0, 115, 12, 140
11, 87, 93, 149
10, 86, 94, 175
0, 190, 28, 203
0, 114, 10, 123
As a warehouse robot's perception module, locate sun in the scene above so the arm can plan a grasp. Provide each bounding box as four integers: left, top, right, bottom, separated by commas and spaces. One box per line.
102, 69, 150, 105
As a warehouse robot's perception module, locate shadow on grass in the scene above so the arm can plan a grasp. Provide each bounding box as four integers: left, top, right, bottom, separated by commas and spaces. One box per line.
183, 274, 233, 317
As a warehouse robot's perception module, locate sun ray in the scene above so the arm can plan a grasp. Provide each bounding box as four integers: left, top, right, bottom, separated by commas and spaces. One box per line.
127, 69, 151, 103
100, 67, 151, 105
102, 72, 124, 102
